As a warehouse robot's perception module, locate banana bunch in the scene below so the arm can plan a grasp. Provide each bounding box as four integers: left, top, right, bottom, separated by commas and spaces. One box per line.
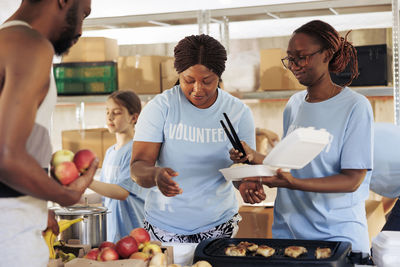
56, 250, 76, 262
43, 218, 83, 259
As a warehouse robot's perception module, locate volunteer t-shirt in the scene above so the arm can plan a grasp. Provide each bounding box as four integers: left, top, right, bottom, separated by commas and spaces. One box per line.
134, 86, 255, 235
273, 87, 374, 253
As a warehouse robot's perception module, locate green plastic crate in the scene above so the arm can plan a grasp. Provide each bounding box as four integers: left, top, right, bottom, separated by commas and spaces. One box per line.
53, 61, 118, 95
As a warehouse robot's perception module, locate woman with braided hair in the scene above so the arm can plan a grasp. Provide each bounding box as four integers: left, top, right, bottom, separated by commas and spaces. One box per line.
230, 20, 373, 253
130, 34, 258, 243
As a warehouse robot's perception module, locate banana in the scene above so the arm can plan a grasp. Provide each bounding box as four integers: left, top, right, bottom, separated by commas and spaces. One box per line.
43, 218, 83, 259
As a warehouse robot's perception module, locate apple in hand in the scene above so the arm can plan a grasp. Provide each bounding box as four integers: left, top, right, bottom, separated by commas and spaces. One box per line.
129, 227, 150, 247
51, 149, 74, 167
99, 241, 116, 251
116, 236, 138, 259
54, 161, 80, 185
84, 248, 99, 260
129, 251, 149, 261
97, 247, 119, 261
73, 149, 96, 173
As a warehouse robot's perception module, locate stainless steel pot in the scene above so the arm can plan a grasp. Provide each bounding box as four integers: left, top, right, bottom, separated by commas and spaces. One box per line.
51, 206, 108, 248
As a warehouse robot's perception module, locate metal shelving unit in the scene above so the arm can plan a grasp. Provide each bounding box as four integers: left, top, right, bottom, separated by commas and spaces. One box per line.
57, 86, 394, 104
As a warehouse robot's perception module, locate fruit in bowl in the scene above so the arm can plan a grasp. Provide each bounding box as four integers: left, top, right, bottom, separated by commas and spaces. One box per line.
130, 227, 150, 248
116, 236, 138, 259
97, 247, 119, 261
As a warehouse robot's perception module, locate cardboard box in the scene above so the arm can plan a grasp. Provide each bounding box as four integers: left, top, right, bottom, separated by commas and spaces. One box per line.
366, 200, 386, 246
236, 206, 274, 238
47, 258, 63, 267
259, 48, 306, 91
62, 37, 118, 63
118, 56, 170, 94
64, 243, 173, 267
161, 57, 179, 91
62, 128, 115, 168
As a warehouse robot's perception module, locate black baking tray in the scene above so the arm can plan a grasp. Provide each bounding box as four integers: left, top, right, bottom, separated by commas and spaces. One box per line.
193, 238, 354, 267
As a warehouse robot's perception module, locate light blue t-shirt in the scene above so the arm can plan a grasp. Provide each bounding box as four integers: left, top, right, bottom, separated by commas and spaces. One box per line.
100, 140, 150, 242
133, 86, 255, 235
370, 122, 400, 198
273, 87, 374, 253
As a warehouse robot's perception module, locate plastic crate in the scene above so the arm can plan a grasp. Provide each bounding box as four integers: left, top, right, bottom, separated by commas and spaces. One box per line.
53, 61, 118, 95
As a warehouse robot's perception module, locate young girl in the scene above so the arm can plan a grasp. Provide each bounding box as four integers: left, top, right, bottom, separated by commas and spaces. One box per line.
89, 90, 149, 243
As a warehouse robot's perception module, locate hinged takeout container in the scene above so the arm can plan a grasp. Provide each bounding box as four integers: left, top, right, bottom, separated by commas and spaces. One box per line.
220, 127, 331, 181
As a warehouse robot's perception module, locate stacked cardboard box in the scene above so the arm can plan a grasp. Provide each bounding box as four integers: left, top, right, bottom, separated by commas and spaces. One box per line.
161, 57, 179, 91
61, 128, 115, 168
118, 56, 174, 94
260, 48, 305, 91
62, 37, 119, 63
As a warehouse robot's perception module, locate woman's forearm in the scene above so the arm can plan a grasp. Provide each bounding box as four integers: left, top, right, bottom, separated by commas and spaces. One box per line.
130, 160, 159, 188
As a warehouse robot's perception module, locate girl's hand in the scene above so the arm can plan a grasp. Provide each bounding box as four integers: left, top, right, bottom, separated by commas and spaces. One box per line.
243, 169, 295, 189
155, 167, 182, 197
238, 181, 266, 204
229, 141, 254, 163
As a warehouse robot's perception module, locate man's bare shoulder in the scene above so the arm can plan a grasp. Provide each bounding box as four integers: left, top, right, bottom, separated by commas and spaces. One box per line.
0, 25, 54, 61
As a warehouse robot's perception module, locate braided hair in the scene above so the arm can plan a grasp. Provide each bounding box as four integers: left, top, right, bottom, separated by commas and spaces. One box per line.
174, 34, 227, 78
294, 20, 358, 86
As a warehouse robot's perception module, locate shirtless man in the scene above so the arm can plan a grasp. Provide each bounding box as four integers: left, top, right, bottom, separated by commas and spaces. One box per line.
0, 1, 97, 266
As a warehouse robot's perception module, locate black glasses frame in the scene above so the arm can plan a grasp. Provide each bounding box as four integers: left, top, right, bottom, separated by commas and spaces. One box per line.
281, 49, 323, 69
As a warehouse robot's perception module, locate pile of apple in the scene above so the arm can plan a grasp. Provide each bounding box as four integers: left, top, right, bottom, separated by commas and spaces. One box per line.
83, 227, 161, 262
51, 149, 96, 185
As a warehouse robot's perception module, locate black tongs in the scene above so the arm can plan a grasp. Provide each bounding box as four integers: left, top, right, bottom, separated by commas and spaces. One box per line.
220, 112, 250, 164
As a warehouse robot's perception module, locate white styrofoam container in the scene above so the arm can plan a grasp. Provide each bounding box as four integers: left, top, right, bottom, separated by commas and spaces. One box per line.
220, 127, 331, 181
372, 231, 400, 267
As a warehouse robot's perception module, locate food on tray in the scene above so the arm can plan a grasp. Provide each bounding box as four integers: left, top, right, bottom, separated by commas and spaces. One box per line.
224, 245, 247, 256
256, 245, 275, 258
237, 241, 259, 252
315, 247, 332, 259
284, 246, 308, 258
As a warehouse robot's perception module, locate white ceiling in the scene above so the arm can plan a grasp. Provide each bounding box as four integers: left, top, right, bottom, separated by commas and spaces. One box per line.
0, 0, 393, 45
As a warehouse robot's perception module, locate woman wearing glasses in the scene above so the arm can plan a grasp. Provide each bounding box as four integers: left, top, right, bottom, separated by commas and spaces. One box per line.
230, 20, 373, 254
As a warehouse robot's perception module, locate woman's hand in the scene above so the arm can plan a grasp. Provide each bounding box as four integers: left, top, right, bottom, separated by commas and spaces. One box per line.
229, 141, 254, 163
238, 181, 266, 204
244, 169, 295, 189
155, 167, 182, 197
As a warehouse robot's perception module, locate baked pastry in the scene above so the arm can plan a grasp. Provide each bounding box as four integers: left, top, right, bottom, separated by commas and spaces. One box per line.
315, 247, 332, 259
237, 241, 259, 252
256, 245, 275, 258
224, 246, 246, 256
284, 246, 307, 258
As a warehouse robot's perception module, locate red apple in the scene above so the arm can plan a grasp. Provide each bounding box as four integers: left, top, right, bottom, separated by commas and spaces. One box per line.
98, 241, 116, 251
97, 247, 119, 261
54, 161, 80, 185
84, 248, 99, 260
51, 149, 74, 167
129, 251, 149, 261
116, 236, 138, 259
73, 149, 96, 173
129, 227, 150, 245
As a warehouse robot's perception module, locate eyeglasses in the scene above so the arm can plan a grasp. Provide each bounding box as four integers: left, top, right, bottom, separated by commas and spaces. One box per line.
281, 49, 323, 69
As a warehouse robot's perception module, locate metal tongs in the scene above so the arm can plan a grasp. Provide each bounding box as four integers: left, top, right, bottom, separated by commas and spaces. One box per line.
220, 112, 250, 164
